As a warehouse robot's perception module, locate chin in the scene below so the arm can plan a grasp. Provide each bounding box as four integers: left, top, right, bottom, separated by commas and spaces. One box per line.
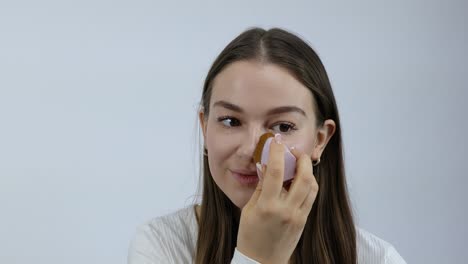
232, 201, 247, 209
213, 174, 254, 209
227, 193, 250, 209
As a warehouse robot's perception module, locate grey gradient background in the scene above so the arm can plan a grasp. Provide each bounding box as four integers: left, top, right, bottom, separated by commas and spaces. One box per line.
0, 0, 466, 263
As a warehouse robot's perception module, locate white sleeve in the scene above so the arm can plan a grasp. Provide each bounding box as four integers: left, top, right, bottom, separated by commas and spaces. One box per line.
231, 248, 261, 264
127, 224, 169, 264
385, 246, 407, 264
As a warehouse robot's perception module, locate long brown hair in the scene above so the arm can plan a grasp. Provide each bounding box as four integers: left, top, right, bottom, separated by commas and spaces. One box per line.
196, 27, 356, 264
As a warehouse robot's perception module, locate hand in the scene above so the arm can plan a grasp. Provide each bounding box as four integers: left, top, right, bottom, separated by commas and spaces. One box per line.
236, 134, 319, 264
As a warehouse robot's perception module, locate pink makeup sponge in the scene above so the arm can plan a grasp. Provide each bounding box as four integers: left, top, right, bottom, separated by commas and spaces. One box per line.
253, 133, 297, 182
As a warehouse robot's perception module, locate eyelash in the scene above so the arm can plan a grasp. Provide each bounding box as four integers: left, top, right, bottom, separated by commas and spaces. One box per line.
216, 116, 298, 134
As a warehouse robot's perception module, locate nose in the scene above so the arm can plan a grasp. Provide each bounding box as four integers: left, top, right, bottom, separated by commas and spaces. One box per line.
236, 126, 266, 160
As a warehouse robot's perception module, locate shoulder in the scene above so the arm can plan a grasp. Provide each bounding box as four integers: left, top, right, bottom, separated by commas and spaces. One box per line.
128, 205, 198, 264
144, 205, 197, 239
356, 227, 407, 264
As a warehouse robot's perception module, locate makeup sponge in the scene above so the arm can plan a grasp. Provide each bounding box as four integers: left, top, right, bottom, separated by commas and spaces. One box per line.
254, 133, 296, 182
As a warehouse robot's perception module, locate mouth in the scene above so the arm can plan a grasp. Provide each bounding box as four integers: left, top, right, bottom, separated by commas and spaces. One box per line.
230, 170, 259, 185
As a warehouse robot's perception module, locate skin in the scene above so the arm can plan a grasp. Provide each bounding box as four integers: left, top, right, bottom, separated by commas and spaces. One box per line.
198, 60, 336, 263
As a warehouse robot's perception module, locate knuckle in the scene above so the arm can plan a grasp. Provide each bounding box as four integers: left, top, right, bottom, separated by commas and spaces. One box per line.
311, 180, 319, 192
280, 210, 294, 225
281, 211, 306, 229
257, 203, 276, 217
300, 173, 315, 186
299, 154, 309, 162
299, 154, 311, 167
297, 214, 309, 227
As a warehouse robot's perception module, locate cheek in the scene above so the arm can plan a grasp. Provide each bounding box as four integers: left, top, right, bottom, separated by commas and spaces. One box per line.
284, 130, 316, 157
205, 123, 238, 169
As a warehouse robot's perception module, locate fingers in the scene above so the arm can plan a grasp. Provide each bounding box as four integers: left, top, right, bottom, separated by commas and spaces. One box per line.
245, 165, 264, 210
286, 149, 318, 210
244, 182, 262, 211
259, 134, 285, 201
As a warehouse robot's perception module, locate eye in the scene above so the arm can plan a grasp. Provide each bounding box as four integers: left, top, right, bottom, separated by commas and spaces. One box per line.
271, 122, 297, 134
217, 116, 241, 127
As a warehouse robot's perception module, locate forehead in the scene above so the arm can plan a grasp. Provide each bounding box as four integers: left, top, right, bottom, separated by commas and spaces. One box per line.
210, 60, 315, 116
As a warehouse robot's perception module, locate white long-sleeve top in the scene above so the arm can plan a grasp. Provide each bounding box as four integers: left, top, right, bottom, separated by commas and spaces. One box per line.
128, 205, 406, 264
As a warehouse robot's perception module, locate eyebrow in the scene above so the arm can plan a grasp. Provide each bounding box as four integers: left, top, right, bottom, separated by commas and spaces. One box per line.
213, 100, 307, 117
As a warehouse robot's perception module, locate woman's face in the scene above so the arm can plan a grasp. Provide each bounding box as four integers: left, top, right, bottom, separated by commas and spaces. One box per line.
199, 60, 334, 208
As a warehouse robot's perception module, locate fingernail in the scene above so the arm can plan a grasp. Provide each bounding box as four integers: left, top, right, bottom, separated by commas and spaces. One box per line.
274, 133, 282, 144
256, 162, 263, 172
256, 162, 263, 180
289, 146, 296, 151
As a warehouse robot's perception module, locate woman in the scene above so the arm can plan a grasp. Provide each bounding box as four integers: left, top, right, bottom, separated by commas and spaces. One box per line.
128, 27, 406, 264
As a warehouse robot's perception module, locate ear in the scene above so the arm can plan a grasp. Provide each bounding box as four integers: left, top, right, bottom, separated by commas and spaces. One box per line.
198, 108, 208, 143
311, 119, 336, 161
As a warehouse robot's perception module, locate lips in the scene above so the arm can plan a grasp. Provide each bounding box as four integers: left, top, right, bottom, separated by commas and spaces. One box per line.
231, 169, 257, 175
230, 169, 259, 185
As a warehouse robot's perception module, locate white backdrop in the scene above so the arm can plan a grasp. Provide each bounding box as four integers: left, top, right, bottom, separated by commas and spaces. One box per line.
0, 0, 466, 263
